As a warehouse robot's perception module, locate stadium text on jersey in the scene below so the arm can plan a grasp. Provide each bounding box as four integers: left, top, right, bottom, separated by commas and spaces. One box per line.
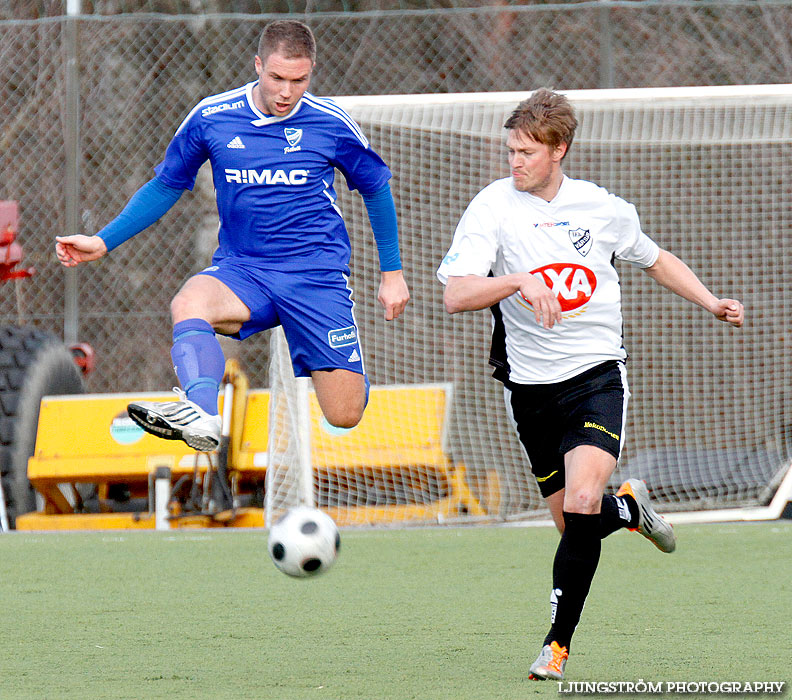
201, 100, 245, 117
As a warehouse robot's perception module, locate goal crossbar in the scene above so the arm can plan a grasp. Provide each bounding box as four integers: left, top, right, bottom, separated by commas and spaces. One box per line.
334, 83, 792, 107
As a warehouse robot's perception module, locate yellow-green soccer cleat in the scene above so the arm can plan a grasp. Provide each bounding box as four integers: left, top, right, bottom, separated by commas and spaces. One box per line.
529, 641, 569, 681
616, 478, 676, 553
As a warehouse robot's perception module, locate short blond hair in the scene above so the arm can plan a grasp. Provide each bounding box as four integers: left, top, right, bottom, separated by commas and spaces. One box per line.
504, 88, 577, 156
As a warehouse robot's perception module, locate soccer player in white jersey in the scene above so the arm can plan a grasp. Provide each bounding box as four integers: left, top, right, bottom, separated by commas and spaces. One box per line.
437, 89, 743, 680
55, 20, 409, 451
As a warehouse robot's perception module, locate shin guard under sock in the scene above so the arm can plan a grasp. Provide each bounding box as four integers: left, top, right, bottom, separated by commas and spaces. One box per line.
171, 318, 225, 416
543, 511, 602, 650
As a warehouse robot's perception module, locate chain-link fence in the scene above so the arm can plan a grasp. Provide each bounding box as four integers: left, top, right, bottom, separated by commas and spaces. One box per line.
1, 2, 791, 394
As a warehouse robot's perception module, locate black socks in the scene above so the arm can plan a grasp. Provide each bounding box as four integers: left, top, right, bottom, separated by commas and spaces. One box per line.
599, 493, 639, 538
543, 511, 602, 650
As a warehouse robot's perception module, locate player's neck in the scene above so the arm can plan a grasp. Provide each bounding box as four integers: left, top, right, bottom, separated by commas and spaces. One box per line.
252, 87, 267, 115
531, 171, 565, 203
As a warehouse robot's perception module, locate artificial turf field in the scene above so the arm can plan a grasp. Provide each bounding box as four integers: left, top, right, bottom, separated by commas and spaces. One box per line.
0, 521, 789, 699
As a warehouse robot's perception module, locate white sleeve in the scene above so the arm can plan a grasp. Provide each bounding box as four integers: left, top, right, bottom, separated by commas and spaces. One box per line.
613, 197, 660, 268
436, 195, 498, 284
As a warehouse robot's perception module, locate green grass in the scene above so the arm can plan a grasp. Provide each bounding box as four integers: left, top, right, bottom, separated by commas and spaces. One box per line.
0, 521, 790, 699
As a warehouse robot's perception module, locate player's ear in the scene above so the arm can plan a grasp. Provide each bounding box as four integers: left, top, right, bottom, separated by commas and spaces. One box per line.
553, 142, 568, 162
254, 54, 262, 74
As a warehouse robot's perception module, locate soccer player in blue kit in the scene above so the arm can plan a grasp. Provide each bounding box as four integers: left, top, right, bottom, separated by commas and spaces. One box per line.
56, 20, 409, 451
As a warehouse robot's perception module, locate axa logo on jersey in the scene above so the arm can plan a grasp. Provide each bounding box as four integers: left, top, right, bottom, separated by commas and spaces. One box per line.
518, 262, 597, 313
224, 169, 309, 185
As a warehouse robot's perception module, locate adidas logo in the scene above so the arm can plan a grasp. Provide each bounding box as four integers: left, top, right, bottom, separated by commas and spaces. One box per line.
226, 136, 245, 149
348, 349, 360, 363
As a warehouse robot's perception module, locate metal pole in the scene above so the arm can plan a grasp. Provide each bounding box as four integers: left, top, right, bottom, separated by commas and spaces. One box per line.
63, 0, 81, 344
0, 475, 9, 532
296, 377, 314, 508
598, 1, 615, 89
154, 466, 172, 531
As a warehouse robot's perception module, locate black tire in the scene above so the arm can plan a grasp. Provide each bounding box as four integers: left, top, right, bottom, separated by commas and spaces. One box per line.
0, 325, 84, 528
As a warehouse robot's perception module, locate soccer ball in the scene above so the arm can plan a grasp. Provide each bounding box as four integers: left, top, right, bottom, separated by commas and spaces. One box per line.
268, 506, 340, 578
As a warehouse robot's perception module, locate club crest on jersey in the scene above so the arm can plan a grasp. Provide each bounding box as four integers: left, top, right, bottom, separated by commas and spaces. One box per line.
569, 228, 592, 257
517, 262, 597, 315
284, 128, 303, 153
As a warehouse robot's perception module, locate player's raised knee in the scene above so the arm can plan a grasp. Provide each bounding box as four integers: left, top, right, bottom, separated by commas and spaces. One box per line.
322, 403, 364, 430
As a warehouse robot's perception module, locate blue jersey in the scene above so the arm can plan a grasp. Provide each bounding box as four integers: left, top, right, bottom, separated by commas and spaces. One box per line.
154, 81, 392, 272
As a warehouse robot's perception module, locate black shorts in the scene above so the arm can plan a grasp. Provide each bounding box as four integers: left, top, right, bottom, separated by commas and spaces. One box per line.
505, 360, 629, 498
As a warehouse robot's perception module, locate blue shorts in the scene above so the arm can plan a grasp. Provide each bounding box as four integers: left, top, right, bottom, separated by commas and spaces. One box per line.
198, 260, 364, 378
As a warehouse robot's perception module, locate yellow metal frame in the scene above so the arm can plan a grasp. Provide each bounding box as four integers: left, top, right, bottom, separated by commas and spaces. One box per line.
16, 362, 492, 530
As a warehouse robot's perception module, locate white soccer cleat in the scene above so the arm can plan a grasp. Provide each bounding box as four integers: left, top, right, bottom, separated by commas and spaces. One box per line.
616, 478, 676, 553
127, 388, 221, 452
529, 641, 569, 681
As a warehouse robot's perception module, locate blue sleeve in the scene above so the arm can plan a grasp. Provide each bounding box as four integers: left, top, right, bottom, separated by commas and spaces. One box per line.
361, 184, 402, 272
330, 108, 392, 194
154, 110, 210, 191
97, 177, 184, 252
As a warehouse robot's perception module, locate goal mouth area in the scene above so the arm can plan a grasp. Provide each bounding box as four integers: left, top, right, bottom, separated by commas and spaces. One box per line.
268, 86, 792, 524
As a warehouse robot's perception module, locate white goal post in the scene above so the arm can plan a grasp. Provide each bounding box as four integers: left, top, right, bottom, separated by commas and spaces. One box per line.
265, 328, 314, 527
266, 84, 792, 526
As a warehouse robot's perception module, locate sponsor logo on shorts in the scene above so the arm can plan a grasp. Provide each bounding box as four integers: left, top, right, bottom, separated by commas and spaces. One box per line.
328, 325, 357, 348
584, 420, 620, 441
202, 266, 220, 272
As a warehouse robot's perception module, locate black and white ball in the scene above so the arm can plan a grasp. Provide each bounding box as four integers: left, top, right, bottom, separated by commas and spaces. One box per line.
268, 506, 340, 578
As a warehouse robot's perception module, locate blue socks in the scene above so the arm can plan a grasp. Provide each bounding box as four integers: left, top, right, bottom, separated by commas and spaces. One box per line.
171, 319, 225, 416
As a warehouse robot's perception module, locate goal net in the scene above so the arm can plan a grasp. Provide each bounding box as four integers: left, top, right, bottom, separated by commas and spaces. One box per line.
265, 328, 313, 527
266, 85, 792, 525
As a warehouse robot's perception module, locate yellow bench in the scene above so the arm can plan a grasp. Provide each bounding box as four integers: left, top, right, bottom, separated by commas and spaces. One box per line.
19, 392, 222, 529
236, 383, 486, 526
17, 376, 488, 529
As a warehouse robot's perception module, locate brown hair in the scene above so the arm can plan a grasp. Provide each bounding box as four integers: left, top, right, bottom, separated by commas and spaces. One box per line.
257, 20, 316, 63
504, 88, 577, 157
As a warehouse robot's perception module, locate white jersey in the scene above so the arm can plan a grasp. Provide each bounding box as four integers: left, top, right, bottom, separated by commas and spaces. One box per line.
437, 175, 659, 384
